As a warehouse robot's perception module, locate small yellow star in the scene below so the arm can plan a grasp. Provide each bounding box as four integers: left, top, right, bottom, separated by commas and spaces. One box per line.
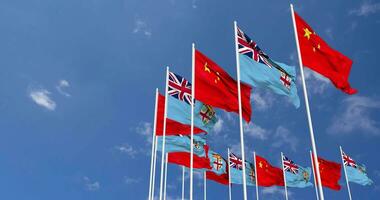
259, 161, 263, 168
312, 43, 321, 52
304, 28, 312, 40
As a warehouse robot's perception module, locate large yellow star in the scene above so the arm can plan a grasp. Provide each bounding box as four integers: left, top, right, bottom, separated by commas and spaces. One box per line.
304, 28, 312, 40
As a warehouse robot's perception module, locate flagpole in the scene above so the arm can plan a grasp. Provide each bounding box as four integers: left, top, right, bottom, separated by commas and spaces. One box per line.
159, 67, 170, 200
163, 153, 168, 200
190, 43, 195, 200
148, 89, 159, 200
253, 151, 259, 200
281, 152, 289, 200
182, 166, 185, 200
204, 171, 207, 200
310, 151, 319, 200
152, 133, 159, 200
234, 20, 248, 200
228, 148, 232, 200
340, 146, 353, 200
290, 4, 324, 200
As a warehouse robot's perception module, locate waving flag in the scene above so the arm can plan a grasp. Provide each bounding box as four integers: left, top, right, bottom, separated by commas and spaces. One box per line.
294, 12, 357, 94
229, 152, 256, 186
168, 141, 211, 170
342, 151, 373, 186
237, 26, 300, 108
206, 151, 229, 185
156, 134, 207, 157
314, 156, 341, 190
194, 49, 252, 122
282, 155, 313, 188
255, 155, 284, 187
165, 71, 218, 133
168, 72, 193, 105
156, 94, 204, 135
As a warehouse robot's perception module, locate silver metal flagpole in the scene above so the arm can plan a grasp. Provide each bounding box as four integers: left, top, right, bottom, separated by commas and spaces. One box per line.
228, 148, 232, 200
234, 20, 248, 200
182, 166, 185, 200
281, 152, 289, 200
152, 133, 159, 200
340, 146, 353, 200
190, 43, 195, 200
310, 151, 320, 200
163, 153, 168, 200
148, 89, 159, 200
159, 67, 170, 200
253, 151, 259, 200
290, 4, 324, 200
204, 171, 207, 200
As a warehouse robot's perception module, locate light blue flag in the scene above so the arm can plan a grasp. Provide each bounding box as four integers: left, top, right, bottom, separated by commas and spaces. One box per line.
239, 54, 300, 108
285, 166, 313, 188
229, 153, 255, 186
236, 26, 300, 108
156, 134, 207, 157
208, 150, 227, 175
167, 95, 217, 133
346, 164, 373, 186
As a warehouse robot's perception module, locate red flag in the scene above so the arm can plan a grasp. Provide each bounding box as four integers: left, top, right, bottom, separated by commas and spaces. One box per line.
294, 12, 357, 94
255, 155, 284, 187
156, 94, 204, 136
313, 157, 341, 190
206, 171, 229, 185
195, 49, 252, 122
167, 145, 211, 169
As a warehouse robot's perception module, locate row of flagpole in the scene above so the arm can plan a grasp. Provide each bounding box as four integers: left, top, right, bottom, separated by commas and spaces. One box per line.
145, 4, 352, 200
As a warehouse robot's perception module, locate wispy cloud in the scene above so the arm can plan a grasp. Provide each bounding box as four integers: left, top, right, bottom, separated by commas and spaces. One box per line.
324, 28, 334, 40
191, 0, 198, 9
213, 118, 224, 134
136, 122, 153, 143
301, 68, 330, 94
328, 96, 380, 135
262, 186, 292, 198
349, 1, 380, 16
271, 126, 298, 152
124, 176, 141, 184
56, 79, 71, 97
83, 176, 100, 191
133, 19, 152, 37
244, 122, 269, 140
252, 91, 275, 111
29, 88, 56, 111
114, 143, 138, 158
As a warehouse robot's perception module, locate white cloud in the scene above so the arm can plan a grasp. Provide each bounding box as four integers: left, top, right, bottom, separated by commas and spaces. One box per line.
300, 68, 330, 94
133, 19, 152, 37
29, 88, 56, 111
136, 122, 153, 143
350, 1, 380, 16
328, 96, 380, 135
324, 28, 334, 40
271, 126, 298, 152
252, 92, 274, 111
83, 176, 100, 191
124, 177, 141, 184
244, 122, 269, 140
213, 118, 224, 134
262, 186, 292, 198
56, 79, 71, 97
115, 143, 138, 158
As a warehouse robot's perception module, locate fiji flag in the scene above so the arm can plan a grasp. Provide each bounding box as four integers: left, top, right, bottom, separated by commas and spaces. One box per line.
156, 134, 207, 157
229, 152, 256, 186
208, 150, 227, 175
237, 26, 300, 108
342, 151, 373, 186
282, 155, 313, 188
166, 71, 218, 133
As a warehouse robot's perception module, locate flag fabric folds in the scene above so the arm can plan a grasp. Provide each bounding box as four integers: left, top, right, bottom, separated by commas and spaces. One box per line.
156, 135, 207, 157
282, 155, 313, 188
342, 151, 373, 186
315, 156, 342, 190
255, 155, 284, 187
156, 94, 204, 135
165, 71, 218, 133
294, 12, 357, 94
194, 49, 252, 122
206, 151, 229, 185
229, 153, 256, 186
237, 26, 300, 108
206, 171, 229, 185
168, 152, 212, 170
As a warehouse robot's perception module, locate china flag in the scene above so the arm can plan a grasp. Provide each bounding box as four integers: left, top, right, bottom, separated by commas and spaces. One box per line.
314, 157, 342, 190
255, 155, 285, 187
156, 94, 204, 136
294, 12, 357, 94
195, 49, 252, 122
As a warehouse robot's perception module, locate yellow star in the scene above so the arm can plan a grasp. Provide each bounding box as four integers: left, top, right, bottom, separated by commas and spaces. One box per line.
312, 43, 321, 52
214, 72, 220, 83
259, 161, 263, 168
304, 28, 312, 40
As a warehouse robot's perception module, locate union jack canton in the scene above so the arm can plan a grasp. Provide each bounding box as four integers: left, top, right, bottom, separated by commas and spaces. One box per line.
168, 71, 193, 105
282, 155, 299, 174
229, 153, 243, 170
342, 151, 357, 168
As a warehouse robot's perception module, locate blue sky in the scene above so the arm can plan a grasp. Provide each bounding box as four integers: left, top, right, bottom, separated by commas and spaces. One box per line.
0, 0, 379, 199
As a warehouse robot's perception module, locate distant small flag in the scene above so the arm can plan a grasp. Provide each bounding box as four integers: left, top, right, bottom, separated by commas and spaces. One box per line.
206, 151, 229, 185
282, 155, 313, 188
229, 152, 256, 186
156, 134, 207, 157
313, 156, 342, 190
255, 154, 284, 187
342, 150, 373, 186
